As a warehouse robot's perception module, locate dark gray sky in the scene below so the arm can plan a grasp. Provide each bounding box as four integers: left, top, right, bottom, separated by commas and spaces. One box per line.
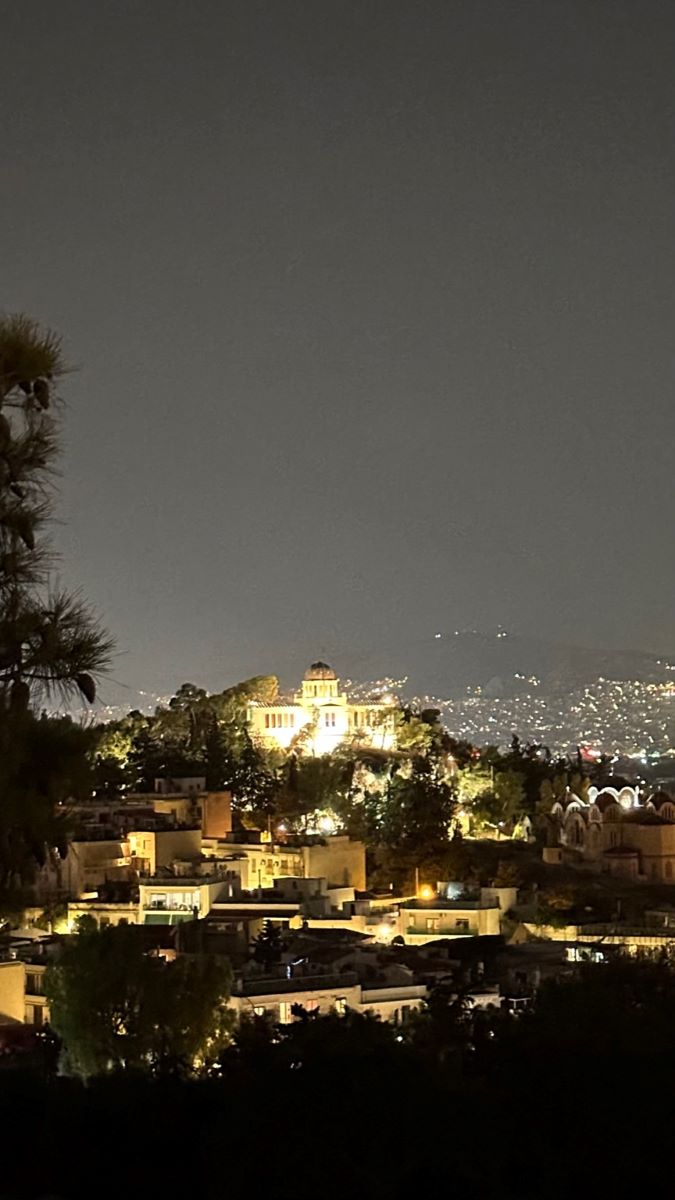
2, 0, 675, 703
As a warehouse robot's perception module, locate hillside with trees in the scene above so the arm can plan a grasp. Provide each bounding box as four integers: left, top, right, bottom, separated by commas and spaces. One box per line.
90, 674, 609, 893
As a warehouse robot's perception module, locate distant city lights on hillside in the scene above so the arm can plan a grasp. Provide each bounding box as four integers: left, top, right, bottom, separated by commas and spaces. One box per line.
53, 664, 675, 762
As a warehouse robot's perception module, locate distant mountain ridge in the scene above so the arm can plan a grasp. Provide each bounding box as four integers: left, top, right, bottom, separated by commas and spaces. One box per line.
350, 631, 674, 701
64, 632, 675, 726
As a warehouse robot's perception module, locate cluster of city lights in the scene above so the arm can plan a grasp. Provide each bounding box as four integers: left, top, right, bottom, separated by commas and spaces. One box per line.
419, 677, 675, 756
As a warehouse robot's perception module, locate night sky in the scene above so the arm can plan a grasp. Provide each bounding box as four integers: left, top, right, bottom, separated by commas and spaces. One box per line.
2, 1, 675, 703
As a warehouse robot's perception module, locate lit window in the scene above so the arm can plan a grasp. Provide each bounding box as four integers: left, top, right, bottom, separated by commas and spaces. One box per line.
334, 997, 347, 1015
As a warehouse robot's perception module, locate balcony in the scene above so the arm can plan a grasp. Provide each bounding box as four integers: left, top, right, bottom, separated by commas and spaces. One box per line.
401, 899, 496, 911
360, 984, 426, 1004
405, 925, 475, 937
139, 869, 230, 885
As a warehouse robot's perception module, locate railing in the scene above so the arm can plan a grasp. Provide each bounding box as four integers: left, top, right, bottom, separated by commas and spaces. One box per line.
576, 924, 675, 939
360, 985, 426, 1003
139, 871, 230, 885
401, 900, 496, 911
405, 926, 473, 936
236, 972, 359, 997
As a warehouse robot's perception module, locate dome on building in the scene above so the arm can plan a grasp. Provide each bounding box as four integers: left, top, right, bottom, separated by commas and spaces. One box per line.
648, 790, 674, 810
563, 792, 585, 810
595, 788, 622, 813
304, 661, 337, 681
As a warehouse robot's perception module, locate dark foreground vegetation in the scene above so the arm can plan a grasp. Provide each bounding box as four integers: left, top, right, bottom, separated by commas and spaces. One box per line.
2, 955, 674, 1199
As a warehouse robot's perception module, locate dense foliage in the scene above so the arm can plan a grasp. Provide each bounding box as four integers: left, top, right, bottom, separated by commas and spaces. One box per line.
93, 676, 279, 808
9, 955, 675, 1198
45, 921, 233, 1077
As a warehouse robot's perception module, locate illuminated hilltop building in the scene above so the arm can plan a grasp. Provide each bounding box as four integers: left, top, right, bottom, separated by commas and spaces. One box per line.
247, 661, 396, 755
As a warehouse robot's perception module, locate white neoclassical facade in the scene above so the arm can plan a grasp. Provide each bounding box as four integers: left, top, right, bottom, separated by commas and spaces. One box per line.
247, 662, 396, 755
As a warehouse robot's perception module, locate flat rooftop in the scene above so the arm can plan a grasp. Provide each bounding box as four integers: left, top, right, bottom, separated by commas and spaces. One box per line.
235, 971, 359, 996
401, 898, 499, 911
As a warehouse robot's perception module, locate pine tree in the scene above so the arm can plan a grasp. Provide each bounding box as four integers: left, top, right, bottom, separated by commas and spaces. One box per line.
0, 315, 113, 894
0, 314, 112, 707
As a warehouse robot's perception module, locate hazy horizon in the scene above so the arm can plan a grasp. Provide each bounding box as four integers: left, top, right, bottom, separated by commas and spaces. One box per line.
3, 0, 675, 706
